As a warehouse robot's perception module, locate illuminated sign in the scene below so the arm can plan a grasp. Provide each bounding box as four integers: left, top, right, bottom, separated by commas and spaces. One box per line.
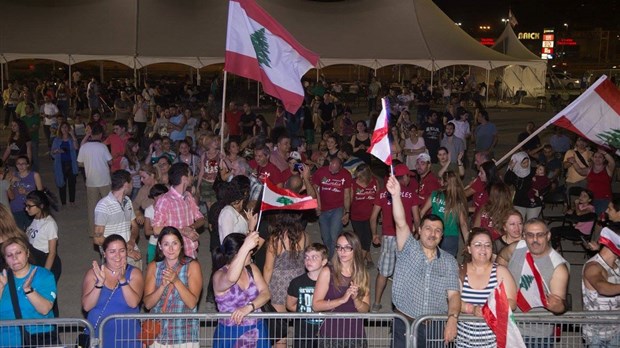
557, 38, 577, 46
541, 28, 554, 60
480, 38, 495, 46
518, 32, 540, 40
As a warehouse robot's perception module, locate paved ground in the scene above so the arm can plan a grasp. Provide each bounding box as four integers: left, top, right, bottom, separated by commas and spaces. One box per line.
3, 105, 615, 318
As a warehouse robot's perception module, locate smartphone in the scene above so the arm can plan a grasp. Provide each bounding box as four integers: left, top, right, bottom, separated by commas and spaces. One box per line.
294, 163, 303, 172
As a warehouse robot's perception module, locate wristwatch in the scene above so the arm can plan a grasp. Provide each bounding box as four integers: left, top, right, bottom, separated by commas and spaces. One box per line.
24, 288, 35, 295
247, 302, 256, 311
448, 313, 458, 320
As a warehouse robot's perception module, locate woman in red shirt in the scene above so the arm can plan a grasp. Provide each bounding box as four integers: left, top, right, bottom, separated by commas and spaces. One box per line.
573, 149, 615, 215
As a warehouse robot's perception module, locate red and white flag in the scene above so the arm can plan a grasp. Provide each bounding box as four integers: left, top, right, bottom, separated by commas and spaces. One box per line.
516, 251, 549, 312
508, 10, 518, 27
599, 227, 620, 256
483, 282, 526, 348
260, 179, 317, 211
225, 0, 319, 114
550, 76, 620, 155
367, 98, 392, 165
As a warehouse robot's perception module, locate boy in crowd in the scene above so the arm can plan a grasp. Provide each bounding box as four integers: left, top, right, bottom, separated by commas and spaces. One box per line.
287, 243, 329, 348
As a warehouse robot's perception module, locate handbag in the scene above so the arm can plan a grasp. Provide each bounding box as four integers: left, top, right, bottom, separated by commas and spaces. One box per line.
78, 280, 119, 348
245, 266, 288, 343
139, 266, 179, 345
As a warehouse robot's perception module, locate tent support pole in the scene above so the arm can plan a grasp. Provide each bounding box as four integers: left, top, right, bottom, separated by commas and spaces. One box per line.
99, 61, 104, 84
134, 58, 138, 89
196, 68, 201, 86
5, 61, 9, 81
430, 62, 434, 96
257, 82, 260, 108
453, 66, 455, 80
486, 69, 490, 106
398, 65, 401, 84
1, 61, 4, 95
220, 71, 228, 155
316, 68, 319, 83
68, 57, 72, 111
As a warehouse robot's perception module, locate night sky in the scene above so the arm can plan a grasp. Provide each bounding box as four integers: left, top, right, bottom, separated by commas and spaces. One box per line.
433, 0, 619, 33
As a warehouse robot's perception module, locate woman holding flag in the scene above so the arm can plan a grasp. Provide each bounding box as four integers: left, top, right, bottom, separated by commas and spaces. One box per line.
457, 228, 517, 348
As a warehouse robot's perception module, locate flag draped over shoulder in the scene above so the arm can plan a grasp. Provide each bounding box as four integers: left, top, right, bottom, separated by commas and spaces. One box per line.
260, 179, 317, 211
482, 282, 526, 348
550, 76, 620, 155
516, 252, 549, 312
367, 98, 392, 165
599, 227, 620, 256
225, 0, 319, 114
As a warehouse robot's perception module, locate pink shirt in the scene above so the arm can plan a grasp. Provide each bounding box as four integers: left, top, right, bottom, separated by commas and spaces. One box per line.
153, 188, 204, 258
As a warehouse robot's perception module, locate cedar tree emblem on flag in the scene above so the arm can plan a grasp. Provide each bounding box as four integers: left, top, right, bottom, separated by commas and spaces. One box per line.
251, 28, 271, 68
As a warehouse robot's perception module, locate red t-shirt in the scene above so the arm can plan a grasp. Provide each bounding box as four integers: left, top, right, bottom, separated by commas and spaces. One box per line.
469, 177, 488, 212
350, 178, 379, 221
312, 167, 352, 212
409, 172, 440, 207
587, 169, 612, 200
374, 187, 419, 236
254, 161, 284, 185
226, 110, 242, 136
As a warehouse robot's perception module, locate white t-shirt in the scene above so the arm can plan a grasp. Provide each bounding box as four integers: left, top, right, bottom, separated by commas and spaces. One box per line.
77, 141, 112, 187
218, 205, 248, 243
145, 205, 158, 245
27, 215, 58, 253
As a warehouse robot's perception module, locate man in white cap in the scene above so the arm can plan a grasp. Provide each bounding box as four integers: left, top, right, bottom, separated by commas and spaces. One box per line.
369, 163, 421, 312
410, 152, 441, 207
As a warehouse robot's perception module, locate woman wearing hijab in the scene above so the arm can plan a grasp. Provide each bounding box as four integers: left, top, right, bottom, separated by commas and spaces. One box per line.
504, 151, 541, 221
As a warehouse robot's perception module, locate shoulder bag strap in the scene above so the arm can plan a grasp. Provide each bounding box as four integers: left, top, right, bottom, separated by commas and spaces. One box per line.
92, 282, 119, 329
7, 270, 23, 319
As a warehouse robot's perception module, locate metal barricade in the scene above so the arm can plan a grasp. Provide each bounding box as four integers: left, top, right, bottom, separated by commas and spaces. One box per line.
411, 311, 620, 348
100, 312, 411, 347
0, 318, 94, 348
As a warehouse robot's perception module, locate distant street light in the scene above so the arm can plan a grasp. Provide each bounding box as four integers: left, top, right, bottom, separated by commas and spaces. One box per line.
501, 18, 508, 23
455, 22, 462, 26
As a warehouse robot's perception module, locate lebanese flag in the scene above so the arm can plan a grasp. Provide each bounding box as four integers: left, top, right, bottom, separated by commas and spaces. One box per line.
550, 76, 620, 155
516, 251, 549, 312
367, 98, 392, 165
599, 227, 620, 256
260, 179, 317, 211
508, 9, 518, 27
483, 282, 526, 348
225, 0, 319, 113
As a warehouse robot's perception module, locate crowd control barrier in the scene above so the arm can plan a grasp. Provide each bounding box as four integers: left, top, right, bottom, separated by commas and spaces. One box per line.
0, 318, 95, 348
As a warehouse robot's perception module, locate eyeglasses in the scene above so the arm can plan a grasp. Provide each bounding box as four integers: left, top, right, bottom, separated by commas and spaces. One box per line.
25, 204, 37, 208
524, 232, 548, 239
335, 245, 354, 253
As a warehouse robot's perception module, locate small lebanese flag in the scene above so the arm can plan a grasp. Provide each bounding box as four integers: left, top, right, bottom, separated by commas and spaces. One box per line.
225, 0, 319, 114
599, 227, 620, 256
483, 281, 526, 348
516, 251, 549, 312
550, 76, 620, 156
367, 98, 392, 165
260, 179, 317, 211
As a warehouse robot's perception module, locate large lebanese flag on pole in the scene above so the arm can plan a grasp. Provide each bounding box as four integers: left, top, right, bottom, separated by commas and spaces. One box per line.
551, 76, 620, 155
225, 0, 319, 113
260, 179, 318, 211
496, 75, 620, 165
367, 98, 392, 165
482, 281, 526, 348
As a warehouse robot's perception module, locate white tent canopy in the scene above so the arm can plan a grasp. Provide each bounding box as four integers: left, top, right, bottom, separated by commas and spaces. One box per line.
1, 0, 541, 72
492, 25, 547, 98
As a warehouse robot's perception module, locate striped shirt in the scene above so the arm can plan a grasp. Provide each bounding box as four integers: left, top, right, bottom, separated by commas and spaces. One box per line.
456, 264, 497, 348
94, 193, 135, 241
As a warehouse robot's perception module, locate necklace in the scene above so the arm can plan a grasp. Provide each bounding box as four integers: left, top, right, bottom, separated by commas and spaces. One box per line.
105, 264, 121, 275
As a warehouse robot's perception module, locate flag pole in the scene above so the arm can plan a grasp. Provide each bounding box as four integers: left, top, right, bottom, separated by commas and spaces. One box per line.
255, 181, 267, 231
220, 70, 228, 155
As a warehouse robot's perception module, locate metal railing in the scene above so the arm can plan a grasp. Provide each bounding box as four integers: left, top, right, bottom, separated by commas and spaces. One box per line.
412, 311, 620, 348
99, 312, 410, 347
0, 317, 94, 348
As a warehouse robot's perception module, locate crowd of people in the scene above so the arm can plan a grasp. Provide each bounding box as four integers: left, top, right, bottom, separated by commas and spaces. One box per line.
0, 74, 619, 348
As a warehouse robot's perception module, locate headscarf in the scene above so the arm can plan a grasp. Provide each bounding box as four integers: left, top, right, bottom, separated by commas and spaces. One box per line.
510, 151, 530, 178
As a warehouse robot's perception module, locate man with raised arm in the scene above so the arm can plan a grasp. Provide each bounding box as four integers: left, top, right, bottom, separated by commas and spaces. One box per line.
387, 175, 460, 348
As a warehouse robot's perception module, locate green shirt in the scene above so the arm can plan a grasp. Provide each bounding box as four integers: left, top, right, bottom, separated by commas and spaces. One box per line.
22, 113, 41, 142
430, 190, 459, 237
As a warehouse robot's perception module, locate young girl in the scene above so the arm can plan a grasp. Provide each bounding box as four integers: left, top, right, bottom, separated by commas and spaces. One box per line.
550, 189, 596, 249
120, 138, 142, 199
25, 190, 61, 283
528, 164, 551, 205
143, 184, 169, 263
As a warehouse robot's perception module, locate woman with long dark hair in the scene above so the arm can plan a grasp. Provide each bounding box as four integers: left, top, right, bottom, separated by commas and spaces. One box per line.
2, 118, 32, 167
8, 155, 43, 230
120, 138, 142, 199
143, 227, 202, 347
24, 190, 61, 283
51, 122, 79, 205
212, 232, 271, 347
465, 160, 501, 214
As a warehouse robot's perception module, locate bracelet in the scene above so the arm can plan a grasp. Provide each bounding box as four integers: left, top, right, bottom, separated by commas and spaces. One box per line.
24, 288, 35, 295
119, 281, 129, 287
94, 284, 103, 289
247, 302, 255, 311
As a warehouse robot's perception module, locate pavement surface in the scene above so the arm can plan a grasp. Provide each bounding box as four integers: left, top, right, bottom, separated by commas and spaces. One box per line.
4, 105, 616, 318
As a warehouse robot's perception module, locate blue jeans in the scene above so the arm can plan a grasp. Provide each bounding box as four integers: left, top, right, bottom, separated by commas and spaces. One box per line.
318, 207, 344, 258
586, 333, 620, 348
439, 235, 459, 258
523, 335, 555, 348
